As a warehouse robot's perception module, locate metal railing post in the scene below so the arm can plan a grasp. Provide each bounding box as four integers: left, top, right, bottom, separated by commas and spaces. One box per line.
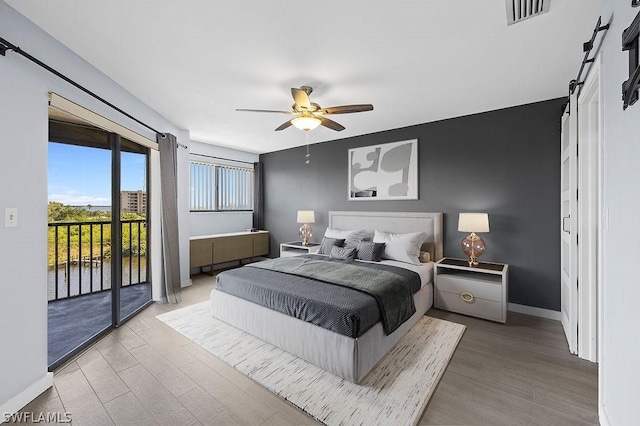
137, 221, 141, 284
89, 223, 93, 293
54, 225, 59, 301
78, 223, 82, 295
100, 223, 104, 291
66, 224, 71, 298
129, 221, 133, 286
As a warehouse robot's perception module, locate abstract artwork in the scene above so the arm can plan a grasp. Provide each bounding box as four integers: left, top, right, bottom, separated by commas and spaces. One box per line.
348, 139, 418, 200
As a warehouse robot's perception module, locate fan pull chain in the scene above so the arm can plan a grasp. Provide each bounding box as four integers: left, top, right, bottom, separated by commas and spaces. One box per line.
305, 132, 311, 165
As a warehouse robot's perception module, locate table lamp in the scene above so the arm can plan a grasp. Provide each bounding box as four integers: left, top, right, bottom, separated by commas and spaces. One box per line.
297, 210, 315, 246
458, 213, 489, 266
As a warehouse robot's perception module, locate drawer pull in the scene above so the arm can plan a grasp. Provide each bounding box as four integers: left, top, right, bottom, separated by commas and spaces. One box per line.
460, 292, 475, 303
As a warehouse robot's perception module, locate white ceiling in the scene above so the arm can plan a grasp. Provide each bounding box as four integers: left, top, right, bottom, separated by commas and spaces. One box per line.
7, 0, 602, 154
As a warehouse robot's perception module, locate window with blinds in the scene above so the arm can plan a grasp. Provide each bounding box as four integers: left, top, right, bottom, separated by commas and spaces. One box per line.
190, 161, 254, 211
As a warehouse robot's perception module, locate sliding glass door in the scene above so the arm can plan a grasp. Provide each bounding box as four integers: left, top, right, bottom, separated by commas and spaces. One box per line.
118, 138, 151, 323
47, 109, 151, 369
47, 135, 114, 368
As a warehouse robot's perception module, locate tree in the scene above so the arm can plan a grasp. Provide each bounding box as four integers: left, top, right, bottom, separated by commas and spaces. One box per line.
48, 202, 112, 222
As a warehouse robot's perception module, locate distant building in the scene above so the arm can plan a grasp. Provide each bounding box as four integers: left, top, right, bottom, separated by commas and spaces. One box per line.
121, 190, 146, 215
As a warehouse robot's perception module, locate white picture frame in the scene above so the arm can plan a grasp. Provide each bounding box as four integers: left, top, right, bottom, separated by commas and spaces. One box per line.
348, 139, 418, 201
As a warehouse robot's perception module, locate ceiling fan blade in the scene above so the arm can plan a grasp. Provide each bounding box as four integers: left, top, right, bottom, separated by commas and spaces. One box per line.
275, 120, 293, 131
319, 117, 345, 131
236, 108, 294, 114
318, 104, 374, 115
291, 88, 311, 110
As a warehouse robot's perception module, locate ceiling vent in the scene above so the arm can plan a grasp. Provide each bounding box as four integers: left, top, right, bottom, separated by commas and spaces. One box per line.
506, 0, 550, 25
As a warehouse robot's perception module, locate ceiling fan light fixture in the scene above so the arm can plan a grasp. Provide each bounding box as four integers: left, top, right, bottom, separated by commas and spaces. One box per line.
237, 86, 371, 132
291, 116, 321, 131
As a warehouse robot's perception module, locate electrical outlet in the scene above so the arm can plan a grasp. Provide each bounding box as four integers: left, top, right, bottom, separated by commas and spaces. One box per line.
5, 208, 17, 228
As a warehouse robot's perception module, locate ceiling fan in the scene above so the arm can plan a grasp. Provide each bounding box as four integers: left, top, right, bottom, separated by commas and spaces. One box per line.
236, 86, 374, 132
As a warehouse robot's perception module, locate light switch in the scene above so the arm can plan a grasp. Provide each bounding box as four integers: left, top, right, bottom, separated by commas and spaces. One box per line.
5, 208, 17, 228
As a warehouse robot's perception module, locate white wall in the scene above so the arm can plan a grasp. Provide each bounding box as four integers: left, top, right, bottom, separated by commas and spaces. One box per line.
0, 33, 49, 411
598, 1, 640, 424
189, 140, 259, 237
0, 1, 189, 410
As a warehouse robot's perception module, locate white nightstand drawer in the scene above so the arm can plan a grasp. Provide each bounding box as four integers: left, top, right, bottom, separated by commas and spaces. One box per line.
436, 290, 504, 322
279, 242, 321, 257
436, 273, 502, 302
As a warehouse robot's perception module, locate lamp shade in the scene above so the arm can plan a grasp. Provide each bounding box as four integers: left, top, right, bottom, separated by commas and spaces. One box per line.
297, 210, 315, 223
458, 213, 489, 233
292, 116, 321, 131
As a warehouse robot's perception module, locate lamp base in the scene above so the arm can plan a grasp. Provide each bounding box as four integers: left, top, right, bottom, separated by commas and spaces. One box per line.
299, 223, 313, 246
461, 232, 486, 267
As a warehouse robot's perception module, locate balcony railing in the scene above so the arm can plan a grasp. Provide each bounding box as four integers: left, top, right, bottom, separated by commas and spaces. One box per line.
47, 219, 147, 302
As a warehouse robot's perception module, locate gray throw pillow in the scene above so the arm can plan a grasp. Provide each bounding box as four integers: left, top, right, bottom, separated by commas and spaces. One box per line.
356, 241, 385, 262
324, 228, 367, 250
329, 245, 357, 261
318, 237, 345, 255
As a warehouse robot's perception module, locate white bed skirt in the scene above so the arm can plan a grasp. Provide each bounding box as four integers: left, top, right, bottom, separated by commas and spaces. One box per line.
209, 283, 433, 383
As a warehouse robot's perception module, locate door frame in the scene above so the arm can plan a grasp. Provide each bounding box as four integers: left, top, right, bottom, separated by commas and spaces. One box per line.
47, 94, 155, 370
576, 53, 604, 363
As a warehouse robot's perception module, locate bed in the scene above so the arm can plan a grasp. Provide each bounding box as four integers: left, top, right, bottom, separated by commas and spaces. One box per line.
209, 211, 443, 383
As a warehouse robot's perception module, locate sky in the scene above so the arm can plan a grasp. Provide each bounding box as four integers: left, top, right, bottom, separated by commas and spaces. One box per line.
48, 142, 146, 206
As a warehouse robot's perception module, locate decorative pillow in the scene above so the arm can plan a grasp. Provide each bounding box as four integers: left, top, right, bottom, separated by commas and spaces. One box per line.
324, 228, 367, 249
318, 237, 345, 255
373, 230, 428, 265
356, 241, 386, 262
329, 245, 357, 261
419, 251, 431, 263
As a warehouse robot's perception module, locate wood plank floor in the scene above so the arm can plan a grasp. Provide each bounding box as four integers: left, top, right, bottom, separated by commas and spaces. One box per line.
22, 273, 598, 425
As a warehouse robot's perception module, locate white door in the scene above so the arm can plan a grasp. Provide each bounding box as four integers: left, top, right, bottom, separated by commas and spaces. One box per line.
560, 95, 578, 354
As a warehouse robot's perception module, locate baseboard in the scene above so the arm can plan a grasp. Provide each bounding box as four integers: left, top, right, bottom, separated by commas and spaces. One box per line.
0, 372, 53, 417
599, 403, 611, 426
181, 278, 193, 288
508, 303, 562, 321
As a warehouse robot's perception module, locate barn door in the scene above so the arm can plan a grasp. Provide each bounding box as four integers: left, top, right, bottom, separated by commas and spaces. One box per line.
560, 95, 578, 354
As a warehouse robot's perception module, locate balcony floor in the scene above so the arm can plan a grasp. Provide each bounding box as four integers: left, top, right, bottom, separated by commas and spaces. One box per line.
48, 283, 151, 367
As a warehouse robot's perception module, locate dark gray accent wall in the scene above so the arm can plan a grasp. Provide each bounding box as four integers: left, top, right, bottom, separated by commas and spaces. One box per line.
260, 98, 565, 311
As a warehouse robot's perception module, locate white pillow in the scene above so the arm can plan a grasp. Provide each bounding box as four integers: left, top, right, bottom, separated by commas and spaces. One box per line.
373, 230, 427, 265
324, 228, 367, 249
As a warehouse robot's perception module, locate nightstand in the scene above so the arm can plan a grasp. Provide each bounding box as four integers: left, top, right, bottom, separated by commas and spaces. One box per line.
434, 257, 509, 323
279, 241, 321, 257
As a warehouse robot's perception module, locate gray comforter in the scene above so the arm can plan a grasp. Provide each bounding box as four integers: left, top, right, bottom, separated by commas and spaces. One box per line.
215, 255, 421, 338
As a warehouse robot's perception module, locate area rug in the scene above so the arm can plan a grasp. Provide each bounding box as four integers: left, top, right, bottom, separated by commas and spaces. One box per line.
157, 302, 465, 426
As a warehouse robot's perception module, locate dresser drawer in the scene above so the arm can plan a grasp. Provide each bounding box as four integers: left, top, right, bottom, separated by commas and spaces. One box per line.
435, 290, 504, 322
436, 272, 502, 302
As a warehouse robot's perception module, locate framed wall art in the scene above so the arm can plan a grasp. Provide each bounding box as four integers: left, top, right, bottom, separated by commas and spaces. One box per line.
348, 139, 418, 201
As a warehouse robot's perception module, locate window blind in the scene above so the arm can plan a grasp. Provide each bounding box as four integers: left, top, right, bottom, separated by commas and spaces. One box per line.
190, 161, 216, 211
217, 165, 254, 211
189, 161, 253, 211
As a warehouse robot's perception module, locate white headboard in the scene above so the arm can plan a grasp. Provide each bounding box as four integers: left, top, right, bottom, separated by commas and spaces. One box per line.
328, 211, 443, 261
